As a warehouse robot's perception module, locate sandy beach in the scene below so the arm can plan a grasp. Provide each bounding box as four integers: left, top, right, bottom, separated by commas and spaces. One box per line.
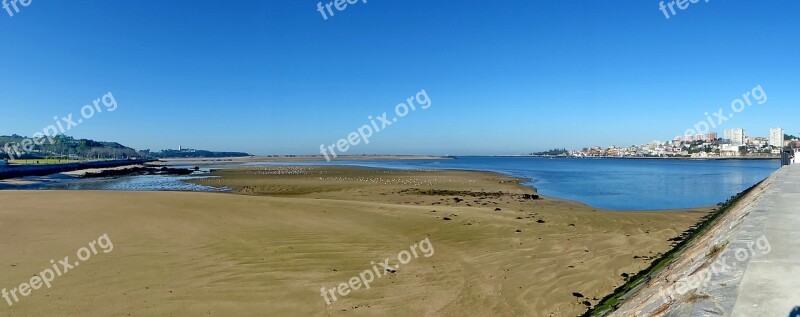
150, 155, 450, 165
3, 2, 793, 316
0, 166, 710, 316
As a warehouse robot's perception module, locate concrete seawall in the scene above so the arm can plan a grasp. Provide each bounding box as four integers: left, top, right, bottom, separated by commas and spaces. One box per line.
0, 159, 153, 180
609, 164, 800, 316
728, 164, 800, 316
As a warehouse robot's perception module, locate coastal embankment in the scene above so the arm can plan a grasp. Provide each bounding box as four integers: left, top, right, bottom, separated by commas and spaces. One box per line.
590, 164, 798, 316
0, 159, 153, 180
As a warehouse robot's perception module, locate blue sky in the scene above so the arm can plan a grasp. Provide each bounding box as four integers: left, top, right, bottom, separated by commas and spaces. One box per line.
0, 0, 798, 155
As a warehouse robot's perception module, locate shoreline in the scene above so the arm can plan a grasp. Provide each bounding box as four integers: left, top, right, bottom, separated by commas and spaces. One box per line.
0, 159, 153, 180
602, 165, 796, 316
0, 158, 751, 213
202, 162, 721, 212
156, 155, 452, 164
1, 164, 711, 316
584, 175, 772, 316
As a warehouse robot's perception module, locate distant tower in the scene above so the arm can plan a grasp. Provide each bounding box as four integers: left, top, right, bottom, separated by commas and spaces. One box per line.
730, 128, 746, 146
179, 145, 182, 151
769, 127, 784, 148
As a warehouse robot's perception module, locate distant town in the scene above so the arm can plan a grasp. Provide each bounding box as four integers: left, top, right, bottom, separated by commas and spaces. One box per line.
537, 128, 800, 159
0, 135, 251, 163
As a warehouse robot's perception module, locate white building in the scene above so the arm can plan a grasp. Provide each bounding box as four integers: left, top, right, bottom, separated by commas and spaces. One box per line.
769, 127, 784, 148
794, 148, 800, 164
729, 128, 746, 146
750, 137, 768, 147
721, 144, 742, 157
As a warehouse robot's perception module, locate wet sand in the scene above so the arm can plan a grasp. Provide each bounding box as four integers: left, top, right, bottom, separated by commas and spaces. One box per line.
151, 155, 449, 165
0, 166, 710, 316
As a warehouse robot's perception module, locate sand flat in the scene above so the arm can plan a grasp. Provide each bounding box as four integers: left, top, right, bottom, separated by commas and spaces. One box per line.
0, 166, 709, 316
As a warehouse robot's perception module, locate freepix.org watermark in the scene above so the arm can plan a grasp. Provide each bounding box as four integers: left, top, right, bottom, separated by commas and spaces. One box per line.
316, 0, 367, 21
319, 89, 431, 161
682, 85, 767, 139
3, 92, 118, 160
320, 238, 434, 305
2, 0, 31, 17
659, 0, 710, 20
2, 233, 114, 307
659, 235, 771, 301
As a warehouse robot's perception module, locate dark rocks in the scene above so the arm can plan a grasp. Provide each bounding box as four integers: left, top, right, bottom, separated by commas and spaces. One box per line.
398, 189, 539, 201
83, 166, 194, 178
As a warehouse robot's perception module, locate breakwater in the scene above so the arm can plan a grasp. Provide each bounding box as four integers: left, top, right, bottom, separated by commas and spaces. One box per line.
0, 159, 154, 180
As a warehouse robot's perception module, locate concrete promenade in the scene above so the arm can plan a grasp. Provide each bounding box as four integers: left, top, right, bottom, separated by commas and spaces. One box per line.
731, 163, 800, 316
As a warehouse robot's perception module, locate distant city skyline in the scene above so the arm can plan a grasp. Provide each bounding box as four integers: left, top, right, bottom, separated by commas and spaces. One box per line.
574, 126, 795, 152
1, 1, 799, 155
568, 125, 795, 158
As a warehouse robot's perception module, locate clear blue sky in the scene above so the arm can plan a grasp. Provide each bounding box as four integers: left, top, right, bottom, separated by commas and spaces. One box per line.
1, 0, 798, 155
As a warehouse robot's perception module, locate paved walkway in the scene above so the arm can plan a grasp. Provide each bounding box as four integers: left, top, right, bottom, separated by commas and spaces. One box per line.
732, 164, 800, 316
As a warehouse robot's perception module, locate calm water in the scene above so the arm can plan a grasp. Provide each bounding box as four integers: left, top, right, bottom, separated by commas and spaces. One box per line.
0, 174, 227, 192
245, 157, 780, 210
60, 175, 229, 192
3, 157, 778, 210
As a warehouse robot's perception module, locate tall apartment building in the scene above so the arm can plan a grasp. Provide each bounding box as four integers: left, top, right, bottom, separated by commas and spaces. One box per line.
722, 128, 746, 146
769, 127, 785, 148
726, 128, 746, 146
